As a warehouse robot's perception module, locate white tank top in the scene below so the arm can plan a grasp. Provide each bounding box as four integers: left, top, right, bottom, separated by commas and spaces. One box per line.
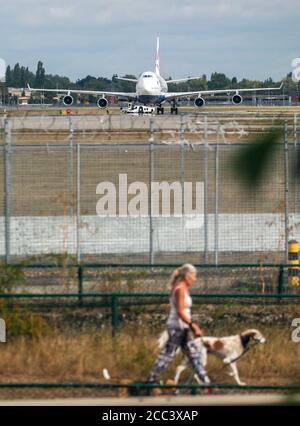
166, 286, 192, 330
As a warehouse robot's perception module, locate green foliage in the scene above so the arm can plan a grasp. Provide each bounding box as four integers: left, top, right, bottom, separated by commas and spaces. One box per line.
0, 304, 53, 339
4, 60, 289, 96
12, 63, 21, 87
20, 252, 76, 267
35, 61, 45, 87
208, 72, 231, 90
5, 65, 12, 86
0, 262, 25, 293
231, 76, 238, 86
282, 74, 299, 91
167, 74, 208, 93
233, 128, 283, 187
5, 63, 35, 88
238, 78, 264, 89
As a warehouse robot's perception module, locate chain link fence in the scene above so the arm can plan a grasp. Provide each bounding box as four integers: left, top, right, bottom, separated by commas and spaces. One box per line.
2, 265, 289, 294
0, 113, 300, 265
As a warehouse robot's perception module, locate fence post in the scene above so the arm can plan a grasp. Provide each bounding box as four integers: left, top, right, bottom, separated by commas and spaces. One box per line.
180, 115, 185, 214
277, 265, 284, 296
284, 121, 289, 264
111, 295, 118, 337
78, 264, 84, 307
204, 115, 209, 266
149, 119, 155, 265
68, 114, 74, 216
76, 144, 81, 263
293, 113, 297, 214
214, 143, 219, 265
4, 118, 11, 264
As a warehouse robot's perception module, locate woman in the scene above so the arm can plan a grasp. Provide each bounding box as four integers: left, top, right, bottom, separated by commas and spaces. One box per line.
147, 263, 210, 384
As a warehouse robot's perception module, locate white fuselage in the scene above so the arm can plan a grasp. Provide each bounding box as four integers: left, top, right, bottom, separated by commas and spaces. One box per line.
135, 71, 168, 105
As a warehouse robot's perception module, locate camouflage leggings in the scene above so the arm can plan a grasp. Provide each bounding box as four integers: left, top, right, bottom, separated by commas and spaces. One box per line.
147, 327, 210, 384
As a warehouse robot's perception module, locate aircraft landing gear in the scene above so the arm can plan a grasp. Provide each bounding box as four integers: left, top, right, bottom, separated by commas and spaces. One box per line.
170, 100, 178, 115
157, 105, 164, 115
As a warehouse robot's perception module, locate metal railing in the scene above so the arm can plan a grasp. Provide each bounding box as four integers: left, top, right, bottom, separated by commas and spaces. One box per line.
0, 382, 299, 396
1, 262, 296, 293
1, 291, 300, 337
1, 262, 299, 336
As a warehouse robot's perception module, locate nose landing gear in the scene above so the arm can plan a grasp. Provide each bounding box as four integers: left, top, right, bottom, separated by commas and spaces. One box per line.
156, 105, 164, 115
170, 100, 178, 115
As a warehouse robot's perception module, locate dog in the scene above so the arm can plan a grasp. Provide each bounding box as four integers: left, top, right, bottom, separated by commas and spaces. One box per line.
158, 328, 266, 386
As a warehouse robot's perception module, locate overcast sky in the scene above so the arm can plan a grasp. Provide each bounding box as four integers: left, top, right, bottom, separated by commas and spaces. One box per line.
0, 0, 299, 82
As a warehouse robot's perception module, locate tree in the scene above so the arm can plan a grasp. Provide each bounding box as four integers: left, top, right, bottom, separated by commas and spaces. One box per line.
264, 77, 274, 86
35, 61, 45, 87
20, 66, 27, 88
231, 76, 238, 87
5, 65, 12, 87
202, 74, 208, 88
12, 63, 22, 87
208, 72, 231, 90
282, 73, 298, 91
115, 74, 137, 92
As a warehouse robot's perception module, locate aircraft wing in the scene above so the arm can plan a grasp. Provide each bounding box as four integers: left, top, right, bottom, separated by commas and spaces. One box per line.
166, 76, 203, 84
165, 83, 283, 100
116, 77, 138, 83
27, 84, 137, 99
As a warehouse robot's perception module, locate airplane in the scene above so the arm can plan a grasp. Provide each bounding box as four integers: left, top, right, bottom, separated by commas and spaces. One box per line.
27, 37, 283, 115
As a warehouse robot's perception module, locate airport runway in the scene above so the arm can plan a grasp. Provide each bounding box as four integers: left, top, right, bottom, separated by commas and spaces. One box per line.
2, 111, 299, 132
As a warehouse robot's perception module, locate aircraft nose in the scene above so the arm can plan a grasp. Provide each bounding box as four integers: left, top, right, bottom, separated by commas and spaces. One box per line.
143, 80, 153, 93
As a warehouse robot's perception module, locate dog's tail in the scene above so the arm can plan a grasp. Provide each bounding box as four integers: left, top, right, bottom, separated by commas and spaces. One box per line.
158, 330, 181, 355
158, 330, 169, 349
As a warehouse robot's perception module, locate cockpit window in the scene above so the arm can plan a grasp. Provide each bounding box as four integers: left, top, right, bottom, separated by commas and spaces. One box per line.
143, 74, 152, 78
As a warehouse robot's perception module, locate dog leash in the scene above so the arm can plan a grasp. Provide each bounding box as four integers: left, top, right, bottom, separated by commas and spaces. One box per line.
208, 340, 261, 379
184, 339, 260, 389
212, 340, 260, 373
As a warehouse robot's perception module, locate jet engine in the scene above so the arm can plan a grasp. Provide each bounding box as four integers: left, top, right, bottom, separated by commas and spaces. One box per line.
194, 97, 205, 107
62, 95, 74, 106
232, 94, 243, 105
97, 97, 108, 108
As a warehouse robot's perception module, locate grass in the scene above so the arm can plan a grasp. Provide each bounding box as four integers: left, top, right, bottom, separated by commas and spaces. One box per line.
0, 322, 299, 388
0, 304, 299, 401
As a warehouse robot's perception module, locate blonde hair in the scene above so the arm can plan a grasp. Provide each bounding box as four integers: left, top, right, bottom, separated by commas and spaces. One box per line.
168, 263, 197, 289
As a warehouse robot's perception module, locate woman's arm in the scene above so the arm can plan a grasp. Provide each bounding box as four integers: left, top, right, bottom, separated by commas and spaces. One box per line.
174, 285, 203, 337
174, 285, 192, 326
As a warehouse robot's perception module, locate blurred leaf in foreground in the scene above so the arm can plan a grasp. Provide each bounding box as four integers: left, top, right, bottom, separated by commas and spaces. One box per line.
233, 128, 283, 188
